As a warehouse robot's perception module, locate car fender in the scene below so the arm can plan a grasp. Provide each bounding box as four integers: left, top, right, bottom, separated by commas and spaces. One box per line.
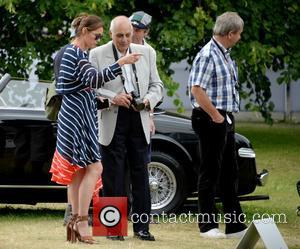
151, 133, 193, 167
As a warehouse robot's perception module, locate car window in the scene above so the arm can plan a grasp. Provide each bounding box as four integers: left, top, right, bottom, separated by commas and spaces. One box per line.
0, 79, 49, 109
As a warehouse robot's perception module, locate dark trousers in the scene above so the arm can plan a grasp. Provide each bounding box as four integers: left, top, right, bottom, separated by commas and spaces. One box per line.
191, 108, 247, 234
101, 107, 151, 232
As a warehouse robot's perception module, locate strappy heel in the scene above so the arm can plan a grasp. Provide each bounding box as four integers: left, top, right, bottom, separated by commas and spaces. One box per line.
73, 215, 97, 244
66, 213, 78, 242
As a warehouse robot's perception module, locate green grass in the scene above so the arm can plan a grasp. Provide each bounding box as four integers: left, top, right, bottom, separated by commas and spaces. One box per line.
0, 123, 299, 249
236, 123, 300, 229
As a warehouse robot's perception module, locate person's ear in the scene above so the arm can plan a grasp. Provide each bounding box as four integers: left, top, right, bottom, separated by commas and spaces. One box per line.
109, 31, 112, 38
228, 31, 235, 39
82, 27, 88, 35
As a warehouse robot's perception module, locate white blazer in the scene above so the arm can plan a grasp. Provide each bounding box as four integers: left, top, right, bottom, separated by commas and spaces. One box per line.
89, 41, 163, 146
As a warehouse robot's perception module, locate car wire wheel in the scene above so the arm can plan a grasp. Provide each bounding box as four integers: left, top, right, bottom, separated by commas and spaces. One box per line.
148, 161, 177, 211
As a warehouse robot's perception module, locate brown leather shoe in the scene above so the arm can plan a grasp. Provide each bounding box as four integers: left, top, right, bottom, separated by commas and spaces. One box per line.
73, 215, 98, 244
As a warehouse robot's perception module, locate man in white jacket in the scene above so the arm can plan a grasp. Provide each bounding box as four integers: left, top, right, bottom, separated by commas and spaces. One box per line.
89, 15, 163, 241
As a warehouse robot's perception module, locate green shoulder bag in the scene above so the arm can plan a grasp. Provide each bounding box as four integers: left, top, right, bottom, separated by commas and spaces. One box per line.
44, 81, 62, 121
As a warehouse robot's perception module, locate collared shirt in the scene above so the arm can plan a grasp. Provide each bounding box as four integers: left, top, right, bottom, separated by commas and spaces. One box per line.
117, 49, 136, 93
188, 38, 240, 112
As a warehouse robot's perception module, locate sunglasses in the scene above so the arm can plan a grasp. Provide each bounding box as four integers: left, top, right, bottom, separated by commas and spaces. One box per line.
94, 33, 103, 41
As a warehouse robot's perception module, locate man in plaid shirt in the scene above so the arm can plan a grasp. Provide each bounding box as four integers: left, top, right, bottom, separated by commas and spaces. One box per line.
188, 12, 247, 239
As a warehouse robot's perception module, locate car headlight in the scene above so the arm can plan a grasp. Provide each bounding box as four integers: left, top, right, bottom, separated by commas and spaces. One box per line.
238, 147, 255, 158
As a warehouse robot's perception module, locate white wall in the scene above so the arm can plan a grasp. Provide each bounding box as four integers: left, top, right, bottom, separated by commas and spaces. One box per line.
162, 60, 300, 114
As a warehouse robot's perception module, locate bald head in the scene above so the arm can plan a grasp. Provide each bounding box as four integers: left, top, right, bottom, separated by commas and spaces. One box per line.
110, 16, 133, 34
109, 16, 133, 54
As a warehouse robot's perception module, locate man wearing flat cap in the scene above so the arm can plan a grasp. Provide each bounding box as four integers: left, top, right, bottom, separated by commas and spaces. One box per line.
129, 10, 158, 136
129, 11, 152, 45
126, 10, 156, 227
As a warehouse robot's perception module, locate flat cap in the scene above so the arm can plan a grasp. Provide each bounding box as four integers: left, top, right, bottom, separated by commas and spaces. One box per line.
129, 11, 152, 29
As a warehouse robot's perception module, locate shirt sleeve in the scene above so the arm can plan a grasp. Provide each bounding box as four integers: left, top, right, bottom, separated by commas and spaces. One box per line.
77, 55, 122, 89
188, 55, 213, 90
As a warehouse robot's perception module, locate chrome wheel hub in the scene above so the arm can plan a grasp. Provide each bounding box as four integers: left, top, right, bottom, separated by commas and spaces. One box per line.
148, 162, 177, 211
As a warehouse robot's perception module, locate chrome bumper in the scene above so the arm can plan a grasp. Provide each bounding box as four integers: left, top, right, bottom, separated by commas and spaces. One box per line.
257, 169, 269, 186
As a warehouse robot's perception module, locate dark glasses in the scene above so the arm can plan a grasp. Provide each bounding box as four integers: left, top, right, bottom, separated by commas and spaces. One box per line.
94, 33, 103, 41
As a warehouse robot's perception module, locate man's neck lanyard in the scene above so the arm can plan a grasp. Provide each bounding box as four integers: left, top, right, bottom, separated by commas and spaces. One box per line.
212, 38, 229, 62
112, 43, 140, 95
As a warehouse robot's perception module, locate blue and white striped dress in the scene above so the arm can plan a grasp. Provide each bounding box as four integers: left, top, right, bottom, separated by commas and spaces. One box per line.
50, 44, 121, 188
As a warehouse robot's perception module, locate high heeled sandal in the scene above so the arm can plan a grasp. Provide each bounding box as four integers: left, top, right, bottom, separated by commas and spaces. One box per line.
66, 213, 78, 242
73, 215, 98, 244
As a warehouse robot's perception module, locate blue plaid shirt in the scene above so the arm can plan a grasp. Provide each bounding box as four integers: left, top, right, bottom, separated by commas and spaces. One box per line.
188, 38, 239, 112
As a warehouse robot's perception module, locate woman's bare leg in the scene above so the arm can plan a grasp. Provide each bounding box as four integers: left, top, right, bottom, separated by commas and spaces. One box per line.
77, 161, 103, 236
68, 169, 85, 215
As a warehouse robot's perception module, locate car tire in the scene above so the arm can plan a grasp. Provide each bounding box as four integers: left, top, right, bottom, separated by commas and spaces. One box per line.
148, 151, 187, 215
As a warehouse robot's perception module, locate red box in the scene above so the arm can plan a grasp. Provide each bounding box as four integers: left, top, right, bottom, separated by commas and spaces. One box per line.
93, 197, 128, 236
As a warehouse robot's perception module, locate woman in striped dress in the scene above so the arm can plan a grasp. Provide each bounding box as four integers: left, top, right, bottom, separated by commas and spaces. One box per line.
49, 15, 141, 244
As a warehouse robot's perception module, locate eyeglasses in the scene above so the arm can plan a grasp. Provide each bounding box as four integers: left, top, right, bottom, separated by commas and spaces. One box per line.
93, 33, 103, 41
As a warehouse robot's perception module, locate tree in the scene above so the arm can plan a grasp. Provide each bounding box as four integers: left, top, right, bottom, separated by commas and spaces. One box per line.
1, 0, 299, 122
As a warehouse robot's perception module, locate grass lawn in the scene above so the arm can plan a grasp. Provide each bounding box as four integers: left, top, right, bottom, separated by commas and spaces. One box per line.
235, 122, 300, 248
0, 123, 299, 249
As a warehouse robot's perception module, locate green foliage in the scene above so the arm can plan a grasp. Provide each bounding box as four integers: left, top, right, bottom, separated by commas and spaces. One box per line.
0, 0, 117, 79
0, 0, 299, 119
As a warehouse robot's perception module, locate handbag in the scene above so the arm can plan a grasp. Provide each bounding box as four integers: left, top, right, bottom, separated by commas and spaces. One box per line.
44, 81, 62, 121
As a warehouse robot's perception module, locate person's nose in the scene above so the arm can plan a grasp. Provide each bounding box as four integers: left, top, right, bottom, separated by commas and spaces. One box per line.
120, 34, 128, 41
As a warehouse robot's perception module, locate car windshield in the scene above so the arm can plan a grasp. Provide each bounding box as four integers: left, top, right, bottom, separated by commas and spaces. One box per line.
0, 79, 48, 109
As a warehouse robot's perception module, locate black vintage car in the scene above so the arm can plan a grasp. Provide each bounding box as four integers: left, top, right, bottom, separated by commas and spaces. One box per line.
0, 74, 269, 214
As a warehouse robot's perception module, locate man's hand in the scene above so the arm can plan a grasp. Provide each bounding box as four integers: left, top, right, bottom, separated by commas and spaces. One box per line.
112, 93, 132, 108
191, 86, 225, 124
212, 114, 225, 123
149, 117, 155, 136
143, 98, 151, 111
